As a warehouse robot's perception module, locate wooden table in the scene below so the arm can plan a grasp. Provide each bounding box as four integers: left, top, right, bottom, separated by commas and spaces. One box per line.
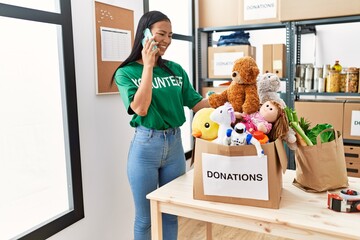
147, 169, 360, 240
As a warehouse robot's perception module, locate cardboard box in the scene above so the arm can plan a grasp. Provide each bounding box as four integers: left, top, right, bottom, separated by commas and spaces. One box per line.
199, 0, 360, 28
294, 100, 344, 131
199, 0, 281, 27
262, 44, 286, 78
239, 0, 281, 25
343, 101, 360, 141
208, 46, 256, 79
263, 44, 273, 74
280, 0, 360, 21
272, 44, 286, 78
201, 86, 228, 98
199, 0, 239, 28
193, 138, 288, 209
344, 145, 360, 178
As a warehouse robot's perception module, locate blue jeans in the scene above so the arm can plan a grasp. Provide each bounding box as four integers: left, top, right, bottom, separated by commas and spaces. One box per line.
127, 126, 186, 240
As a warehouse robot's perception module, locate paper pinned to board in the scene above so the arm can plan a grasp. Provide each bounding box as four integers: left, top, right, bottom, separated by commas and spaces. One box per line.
202, 153, 269, 200
100, 27, 131, 62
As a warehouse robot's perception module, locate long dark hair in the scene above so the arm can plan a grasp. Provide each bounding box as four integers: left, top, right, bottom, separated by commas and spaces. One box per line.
111, 11, 175, 85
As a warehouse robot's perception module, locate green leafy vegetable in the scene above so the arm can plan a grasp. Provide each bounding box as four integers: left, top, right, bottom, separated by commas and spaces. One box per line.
307, 124, 335, 145
299, 117, 311, 133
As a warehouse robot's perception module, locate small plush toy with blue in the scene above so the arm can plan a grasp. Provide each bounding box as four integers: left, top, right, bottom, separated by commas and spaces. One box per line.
228, 122, 264, 157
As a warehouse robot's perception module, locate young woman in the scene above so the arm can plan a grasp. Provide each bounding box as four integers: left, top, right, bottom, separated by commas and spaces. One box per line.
112, 11, 209, 240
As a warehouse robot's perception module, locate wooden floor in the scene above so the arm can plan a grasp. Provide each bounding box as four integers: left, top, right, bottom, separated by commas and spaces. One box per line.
178, 217, 290, 240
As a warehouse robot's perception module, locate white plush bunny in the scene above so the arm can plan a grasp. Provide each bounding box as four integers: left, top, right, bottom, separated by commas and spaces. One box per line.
210, 102, 236, 145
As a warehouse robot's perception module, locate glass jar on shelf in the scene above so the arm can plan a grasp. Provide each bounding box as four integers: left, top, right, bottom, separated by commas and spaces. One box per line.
345, 67, 359, 93
339, 71, 346, 92
326, 70, 340, 92
332, 60, 342, 72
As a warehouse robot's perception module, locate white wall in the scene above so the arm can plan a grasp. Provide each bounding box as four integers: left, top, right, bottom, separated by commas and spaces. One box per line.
301, 22, 360, 67
48, 1, 143, 239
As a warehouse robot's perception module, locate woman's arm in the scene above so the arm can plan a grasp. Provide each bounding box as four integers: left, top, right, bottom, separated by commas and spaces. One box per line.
130, 64, 154, 116
192, 98, 210, 113
130, 38, 158, 116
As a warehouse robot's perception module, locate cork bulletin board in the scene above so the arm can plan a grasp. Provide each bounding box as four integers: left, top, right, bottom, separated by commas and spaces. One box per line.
94, 1, 134, 94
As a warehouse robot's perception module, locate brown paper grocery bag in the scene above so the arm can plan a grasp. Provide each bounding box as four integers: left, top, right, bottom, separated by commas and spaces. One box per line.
293, 128, 348, 192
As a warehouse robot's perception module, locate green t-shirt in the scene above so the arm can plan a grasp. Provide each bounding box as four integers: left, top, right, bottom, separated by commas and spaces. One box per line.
115, 61, 202, 130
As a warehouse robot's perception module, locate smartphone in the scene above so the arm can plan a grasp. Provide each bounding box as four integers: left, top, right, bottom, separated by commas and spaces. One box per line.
142, 28, 157, 50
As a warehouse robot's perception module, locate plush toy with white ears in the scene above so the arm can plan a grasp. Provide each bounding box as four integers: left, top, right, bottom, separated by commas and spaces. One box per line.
257, 73, 286, 108
257, 73, 297, 150
209, 102, 236, 145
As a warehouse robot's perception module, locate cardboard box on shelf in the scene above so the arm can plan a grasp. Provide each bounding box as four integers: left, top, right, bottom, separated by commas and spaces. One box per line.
343, 101, 360, 141
262, 44, 286, 78
272, 44, 286, 78
294, 100, 345, 132
280, 0, 360, 22
199, 0, 281, 28
263, 44, 273, 74
344, 145, 360, 178
193, 138, 288, 209
239, 0, 281, 25
198, 0, 239, 28
199, 0, 360, 28
208, 45, 256, 79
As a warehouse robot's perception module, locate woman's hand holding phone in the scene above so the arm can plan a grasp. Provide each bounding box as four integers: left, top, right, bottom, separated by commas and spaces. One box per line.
142, 28, 157, 51
141, 28, 158, 67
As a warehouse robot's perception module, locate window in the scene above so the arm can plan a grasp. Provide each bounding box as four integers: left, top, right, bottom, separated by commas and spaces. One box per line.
145, 0, 195, 157
0, 0, 60, 13
0, 1, 84, 239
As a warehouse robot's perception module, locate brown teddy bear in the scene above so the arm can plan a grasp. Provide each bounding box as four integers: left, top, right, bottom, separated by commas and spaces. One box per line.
208, 56, 260, 115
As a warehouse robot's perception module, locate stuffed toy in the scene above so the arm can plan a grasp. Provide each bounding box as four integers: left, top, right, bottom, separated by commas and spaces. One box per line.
257, 73, 286, 108
208, 56, 260, 115
209, 102, 236, 145
229, 122, 264, 157
240, 100, 289, 142
192, 108, 219, 141
284, 127, 297, 150
256, 73, 297, 149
